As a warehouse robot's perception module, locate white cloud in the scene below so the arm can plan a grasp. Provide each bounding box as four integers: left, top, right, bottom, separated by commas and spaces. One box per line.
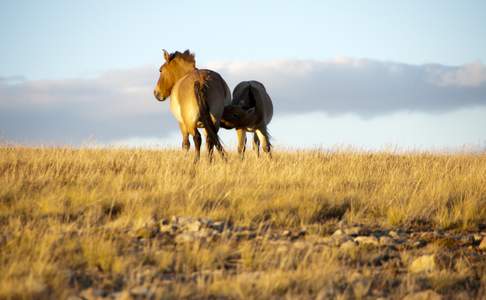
1, 58, 485, 144
206, 59, 486, 116
429, 62, 486, 87
0, 67, 175, 143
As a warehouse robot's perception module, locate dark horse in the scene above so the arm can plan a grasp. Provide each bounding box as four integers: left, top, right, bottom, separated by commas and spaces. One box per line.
221, 81, 273, 158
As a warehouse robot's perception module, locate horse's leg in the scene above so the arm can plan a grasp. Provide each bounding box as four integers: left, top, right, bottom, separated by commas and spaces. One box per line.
252, 133, 260, 157
213, 126, 226, 162
203, 128, 215, 162
179, 123, 190, 151
192, 129, 202, 163
237, 129, 247, 160
256, 127, 271, 158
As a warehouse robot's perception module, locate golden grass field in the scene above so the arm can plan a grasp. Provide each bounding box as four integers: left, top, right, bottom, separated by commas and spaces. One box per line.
1, 146, 486, 299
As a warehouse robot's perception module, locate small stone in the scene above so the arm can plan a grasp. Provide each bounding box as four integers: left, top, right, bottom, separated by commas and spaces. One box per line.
409, 255, 437, 273
112, 291, 131, 300
175, 233, 195, 243
130, 286, 149, 296
234, 231, 256, 241
332, 229, 344, 236
372, 230, 387, 238
293, 241, 307, 250
354, 236, 379, 246
344, 226, 361, 236
134, 225, 159, 239
379, 236, 394, 246
195, 228, 212, 239
319, 236, 335, 245
340, 240, 357, 252
345, 226, 371, 236
211, 221, 225, 233
234, 226, 249, 232
420, 232, 434, 240
473, 234, 482, 243
292, 229, 307, 240
333, 234, 353, 246
276, 244, 289, 253
433, 229, 445, 237
479, 236, 486, 250
173, 216, 196, 227
221, 230, 232, 240
160, 224, 173, 233
185, 220, 202, 232
199, 217, 212, 226
80, 288, 108, 300
402, 289, 442, 300
332, 234, 352, 246
352, 278, 372, 298
412, 239, 427, 248
389, 230, 401, 239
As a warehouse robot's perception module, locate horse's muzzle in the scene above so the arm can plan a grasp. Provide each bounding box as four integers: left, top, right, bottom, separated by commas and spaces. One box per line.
154, 90, 167, 101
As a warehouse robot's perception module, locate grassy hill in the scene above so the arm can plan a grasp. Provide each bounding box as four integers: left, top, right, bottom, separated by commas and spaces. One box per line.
1, 147, 485, 299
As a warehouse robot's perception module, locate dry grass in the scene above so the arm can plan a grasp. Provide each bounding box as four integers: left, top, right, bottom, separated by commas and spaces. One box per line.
0, 146, 485, 299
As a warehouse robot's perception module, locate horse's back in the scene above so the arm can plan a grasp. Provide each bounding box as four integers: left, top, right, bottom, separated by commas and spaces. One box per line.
198, 69, 231, 109
172, 69, 230, 129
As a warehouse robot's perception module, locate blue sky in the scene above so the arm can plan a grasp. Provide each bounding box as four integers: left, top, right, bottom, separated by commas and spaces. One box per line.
1, 1, 486, 150
2, 0, 486, 79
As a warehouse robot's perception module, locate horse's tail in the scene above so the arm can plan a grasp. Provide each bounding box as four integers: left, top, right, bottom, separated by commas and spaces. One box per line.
248, 85, 264, 127
194, 81, 225, 155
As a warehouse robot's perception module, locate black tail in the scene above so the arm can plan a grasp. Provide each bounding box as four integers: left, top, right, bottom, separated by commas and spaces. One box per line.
248, 85, 264, 126
194, 81, 225, 155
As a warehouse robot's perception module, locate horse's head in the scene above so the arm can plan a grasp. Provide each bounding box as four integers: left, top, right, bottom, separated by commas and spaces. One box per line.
220, 105, 257, 129
154, 49, 196, 101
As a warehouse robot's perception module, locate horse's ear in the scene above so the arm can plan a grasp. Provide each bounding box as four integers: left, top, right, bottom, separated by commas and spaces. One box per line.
163, 49, 170, 62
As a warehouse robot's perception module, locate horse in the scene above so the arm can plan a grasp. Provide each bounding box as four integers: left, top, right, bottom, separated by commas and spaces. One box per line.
154, 50, 231, 162
220, 80, 273, 158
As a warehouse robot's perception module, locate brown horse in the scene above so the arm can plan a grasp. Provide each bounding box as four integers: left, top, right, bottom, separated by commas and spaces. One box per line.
221, 80, 273, 158
154, 50, 231, 162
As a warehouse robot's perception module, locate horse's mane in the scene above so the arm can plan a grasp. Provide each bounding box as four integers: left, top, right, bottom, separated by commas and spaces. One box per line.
168, 50, 195, 63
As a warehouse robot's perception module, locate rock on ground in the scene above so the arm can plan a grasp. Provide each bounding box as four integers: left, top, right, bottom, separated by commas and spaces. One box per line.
409, 255, 437, 273
479, 236, 486, 250
402, 290, 442, 300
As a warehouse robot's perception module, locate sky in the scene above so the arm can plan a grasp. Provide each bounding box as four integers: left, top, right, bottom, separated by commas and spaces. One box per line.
1, 0, 486, 150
